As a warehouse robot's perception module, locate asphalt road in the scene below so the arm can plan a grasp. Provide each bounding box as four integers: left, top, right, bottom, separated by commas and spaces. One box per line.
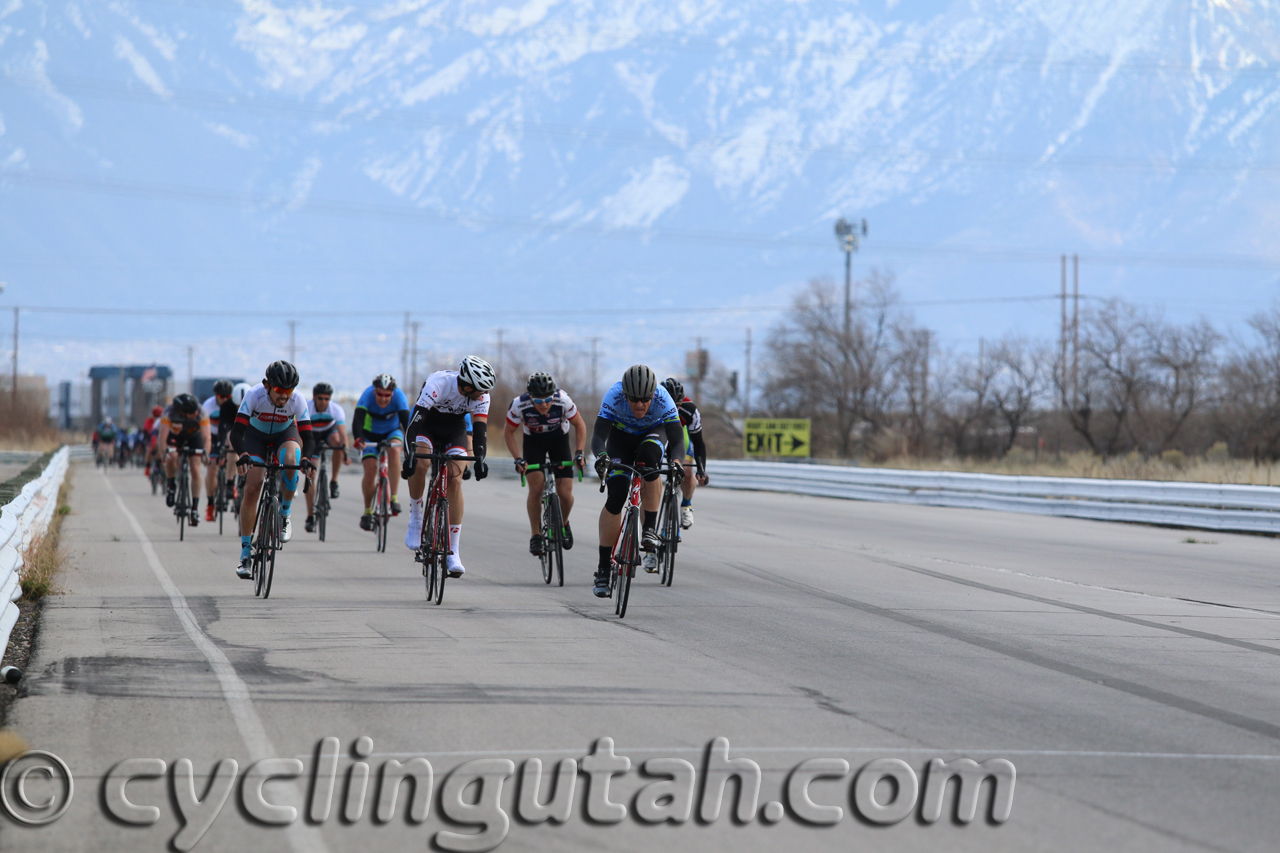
4, 459, 1279, 852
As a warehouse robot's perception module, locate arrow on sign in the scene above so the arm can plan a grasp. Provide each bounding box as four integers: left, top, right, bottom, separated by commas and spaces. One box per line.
789, 435, 806, 452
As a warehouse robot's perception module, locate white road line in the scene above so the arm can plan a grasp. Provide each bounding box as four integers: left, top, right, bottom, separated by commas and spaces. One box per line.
105, 473, 330, 853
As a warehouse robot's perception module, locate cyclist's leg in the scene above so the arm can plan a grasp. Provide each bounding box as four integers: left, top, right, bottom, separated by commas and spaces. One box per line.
525, 469, 544, 536
205, 449, 220, 500
328, 431, 344, 482
386, 431, 403, 506
596, 430, 640, 589
360, 441, 378, 511
635, 431, 666, 515
304, 450, 318, 516
549, 431, 575, 520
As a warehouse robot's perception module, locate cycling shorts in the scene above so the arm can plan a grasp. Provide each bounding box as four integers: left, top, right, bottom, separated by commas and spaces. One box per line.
605, 428, 666, 482
166, 432, 203, 453
360, 429, 404, 459
407, 419, 469, 458
523, 430, 573, 479
242, 423, 302, 464
309, 427, 345, 459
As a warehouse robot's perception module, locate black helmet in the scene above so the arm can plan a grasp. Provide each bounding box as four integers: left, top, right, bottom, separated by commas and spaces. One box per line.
212, 379, 234, 396
313, 382, 333, 397
172, 393, 199, 414
527, 372, 556, 398
662, 377, 684, 402
372, 373, 396, 391
265, 360, 300, 389
621, 364, 657, 400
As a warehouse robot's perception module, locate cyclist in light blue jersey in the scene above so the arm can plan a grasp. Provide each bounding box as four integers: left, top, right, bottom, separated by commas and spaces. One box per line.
589, 364, 685, 597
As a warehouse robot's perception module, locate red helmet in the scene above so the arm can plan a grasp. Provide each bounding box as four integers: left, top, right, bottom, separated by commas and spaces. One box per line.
152, 405, 163, 417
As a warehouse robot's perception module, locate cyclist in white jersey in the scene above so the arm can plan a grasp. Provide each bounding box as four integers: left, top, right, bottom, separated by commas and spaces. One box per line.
402, 357, 495, 578
503, 372, 587, 555
304, 382, 347, 532
201, 379, 239, 523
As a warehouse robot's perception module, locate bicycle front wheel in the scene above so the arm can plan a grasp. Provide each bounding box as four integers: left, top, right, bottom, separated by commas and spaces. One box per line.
254, 492, 276, 598
661, 487, 679, 587
547, 495, 564, 588
375, 477, 390, 553
539, 499, 554, 585
616, 509, 638, 618
433, 497, 449, 605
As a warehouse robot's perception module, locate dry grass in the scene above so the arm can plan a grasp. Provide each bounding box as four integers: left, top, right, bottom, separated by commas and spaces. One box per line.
853, 448, 1280, 486
0, 730, 28, 762
18, 476, 72, 601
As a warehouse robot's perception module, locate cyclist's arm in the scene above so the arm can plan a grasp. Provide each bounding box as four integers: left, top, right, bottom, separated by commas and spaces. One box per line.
590, 416, 613, 457
397, 408, 410, 432
298, 421, 316, 460
157, 423, 171, 449
663, 419, 684, 462
336, 424, 348, 447
201, 422, 212, 456
351, 407, 368, 443
229, 416, 247, 455
503, 419, 521, 459
470, 414, 487, 459
568, 411, 588, 455
689, 429, 707, 472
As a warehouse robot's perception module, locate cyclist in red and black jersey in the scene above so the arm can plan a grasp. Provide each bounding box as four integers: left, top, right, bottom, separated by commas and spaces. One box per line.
662, 377, 709, 529
158, 394, 213, 525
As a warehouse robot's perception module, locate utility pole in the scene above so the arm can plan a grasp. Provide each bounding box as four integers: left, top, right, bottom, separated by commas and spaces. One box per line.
495, 329, 505, 384
920, 329, 930, 450
693, 336, 703, 402
589, 337, 600, 401
410, 321, 421, 391
1060, 254, 1068, 396
1072, 253, 1080, 406
402, 312, 410, 385
10, 307, 17, 410
187, 346, 194, 396
743, 327, 752, 419
834, 218, 868, 342
288, 320, 297, 364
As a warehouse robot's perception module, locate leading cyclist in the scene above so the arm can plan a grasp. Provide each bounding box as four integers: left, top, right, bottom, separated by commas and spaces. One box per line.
402, 356, 494, 578
503, 371, 587, 555
590, 364, 684, 598
229, 361, 314, 579
352, 374, 409, 531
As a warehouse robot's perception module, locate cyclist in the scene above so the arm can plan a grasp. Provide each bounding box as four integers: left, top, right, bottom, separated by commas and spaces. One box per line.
590, 364, 684, 597
93, 416, 118, 466
142, 406, 163, 477
661, 377, 709, 529
352, 374, 410, 531
402, 356, 494, 578
202, 380, 240, 523
157, 393, 212, 525
230, 361, 314, 579
304, 381, 347, 533
503, 372, 587, 555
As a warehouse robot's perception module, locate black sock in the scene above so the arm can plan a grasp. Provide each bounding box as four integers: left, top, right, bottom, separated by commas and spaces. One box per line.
644, 510, 657, 531
598, 546, 612, 571
192, 497, 200, 511
167, 478, 175, 489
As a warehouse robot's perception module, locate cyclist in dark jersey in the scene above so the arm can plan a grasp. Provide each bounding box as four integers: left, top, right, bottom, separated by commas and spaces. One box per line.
662, 377, 709, 529
158, 394, 212, 525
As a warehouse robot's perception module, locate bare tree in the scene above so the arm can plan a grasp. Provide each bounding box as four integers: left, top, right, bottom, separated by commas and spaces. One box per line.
990, 338, 1051, 456
1138, 317, 1221, 452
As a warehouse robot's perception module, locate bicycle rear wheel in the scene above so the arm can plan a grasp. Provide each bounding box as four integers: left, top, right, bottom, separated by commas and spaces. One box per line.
433, 497, 449, 605
547, 495, 564, 588
615, 509, 637, 618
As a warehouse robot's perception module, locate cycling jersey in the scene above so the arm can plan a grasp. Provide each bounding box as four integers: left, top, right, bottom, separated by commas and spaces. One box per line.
308, 399, 346, 435
161, 406, 209, 438
414, 370, 490, 419
355, 386, 410, 434
201, 395, 238, 438
506, 390, 578, 435
598, 382, 679, 435
230, 384, 313, 457
408, 371, 490, 460
676, 397, 705, 463
96, 423, 118, 443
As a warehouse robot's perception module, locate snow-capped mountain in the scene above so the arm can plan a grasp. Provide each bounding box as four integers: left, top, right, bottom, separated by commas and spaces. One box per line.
3, 0, 1279, 390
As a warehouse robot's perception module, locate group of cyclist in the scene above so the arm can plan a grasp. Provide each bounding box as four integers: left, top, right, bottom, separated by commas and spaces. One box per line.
123, 354, 709, 596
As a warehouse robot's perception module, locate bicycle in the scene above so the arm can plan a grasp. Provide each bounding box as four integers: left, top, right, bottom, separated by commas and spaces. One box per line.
598, 461, 649, 618
655, 458, 683, 587
520, 460, 581, 587
149, 452, 164, 495
410, 447, 478, 605
241, 457, 310, 599
313, 446, 333, 542
212, 455, 230, 536
368, 440, 397, 553
171, 447, 203, 541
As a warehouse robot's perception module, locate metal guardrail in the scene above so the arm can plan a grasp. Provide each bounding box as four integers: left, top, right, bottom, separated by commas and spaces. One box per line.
1, 447, 71, 660
705, 460, 1280, 534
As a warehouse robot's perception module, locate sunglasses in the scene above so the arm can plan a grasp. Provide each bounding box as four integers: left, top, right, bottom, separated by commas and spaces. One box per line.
626, 396, 650, 404
270, 385, 294, 396
531, 396, 554, 405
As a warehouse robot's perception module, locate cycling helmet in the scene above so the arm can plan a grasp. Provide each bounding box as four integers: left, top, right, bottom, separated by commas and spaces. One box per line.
172, 393, 199, 414
103, 416, 114, 426
151, 405, 163, 417
264, 360, 300, 389
212, 379, 234, 397
231, 382, 251, 406
313, 382, 334, 397
372, 373, 396, 391
621, 364, 657, 400
662, 377, 685, 402
458, 356, 496, 392
527, 372, 556, 398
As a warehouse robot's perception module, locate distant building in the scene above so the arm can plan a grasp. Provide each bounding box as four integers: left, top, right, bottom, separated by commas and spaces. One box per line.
88, 365, 173, 428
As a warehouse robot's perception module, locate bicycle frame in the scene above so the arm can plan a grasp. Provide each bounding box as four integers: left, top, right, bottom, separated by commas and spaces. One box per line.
412, 447, 478, 605
521, 460, 581, 587
241, 458, 310, 599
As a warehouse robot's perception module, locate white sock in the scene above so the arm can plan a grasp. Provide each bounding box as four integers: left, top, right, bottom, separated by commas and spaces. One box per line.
411, 497, 424, 517
449, 524, 461, 557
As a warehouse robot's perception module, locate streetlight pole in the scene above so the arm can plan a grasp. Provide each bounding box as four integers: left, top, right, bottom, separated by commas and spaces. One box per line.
833, 218, 868, 341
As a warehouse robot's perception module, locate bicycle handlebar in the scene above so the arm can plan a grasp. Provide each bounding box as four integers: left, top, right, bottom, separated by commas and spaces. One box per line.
237, 458, 312, 493
597, 459, 680, 493
520, 459, 583, 487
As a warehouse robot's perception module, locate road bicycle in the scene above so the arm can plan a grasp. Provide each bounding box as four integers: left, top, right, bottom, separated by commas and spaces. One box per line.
520, 460, 581, 587
241, 457, 310, 599
149, 454, 164, 495
655, 458, 683, 587
369, 440, 397, 553
312, 446, 336, 542
411, 447, 478, 605
600, 459, 682, 617
171, 447, 203, 541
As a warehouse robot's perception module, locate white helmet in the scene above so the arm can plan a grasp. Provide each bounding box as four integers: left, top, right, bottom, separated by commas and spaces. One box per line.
231, 382, 252, 406
458, 356, 496, 392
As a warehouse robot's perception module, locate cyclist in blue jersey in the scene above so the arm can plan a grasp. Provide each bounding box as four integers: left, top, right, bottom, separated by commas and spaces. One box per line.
352, 373, 410, 530
589, 364, 685, 597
